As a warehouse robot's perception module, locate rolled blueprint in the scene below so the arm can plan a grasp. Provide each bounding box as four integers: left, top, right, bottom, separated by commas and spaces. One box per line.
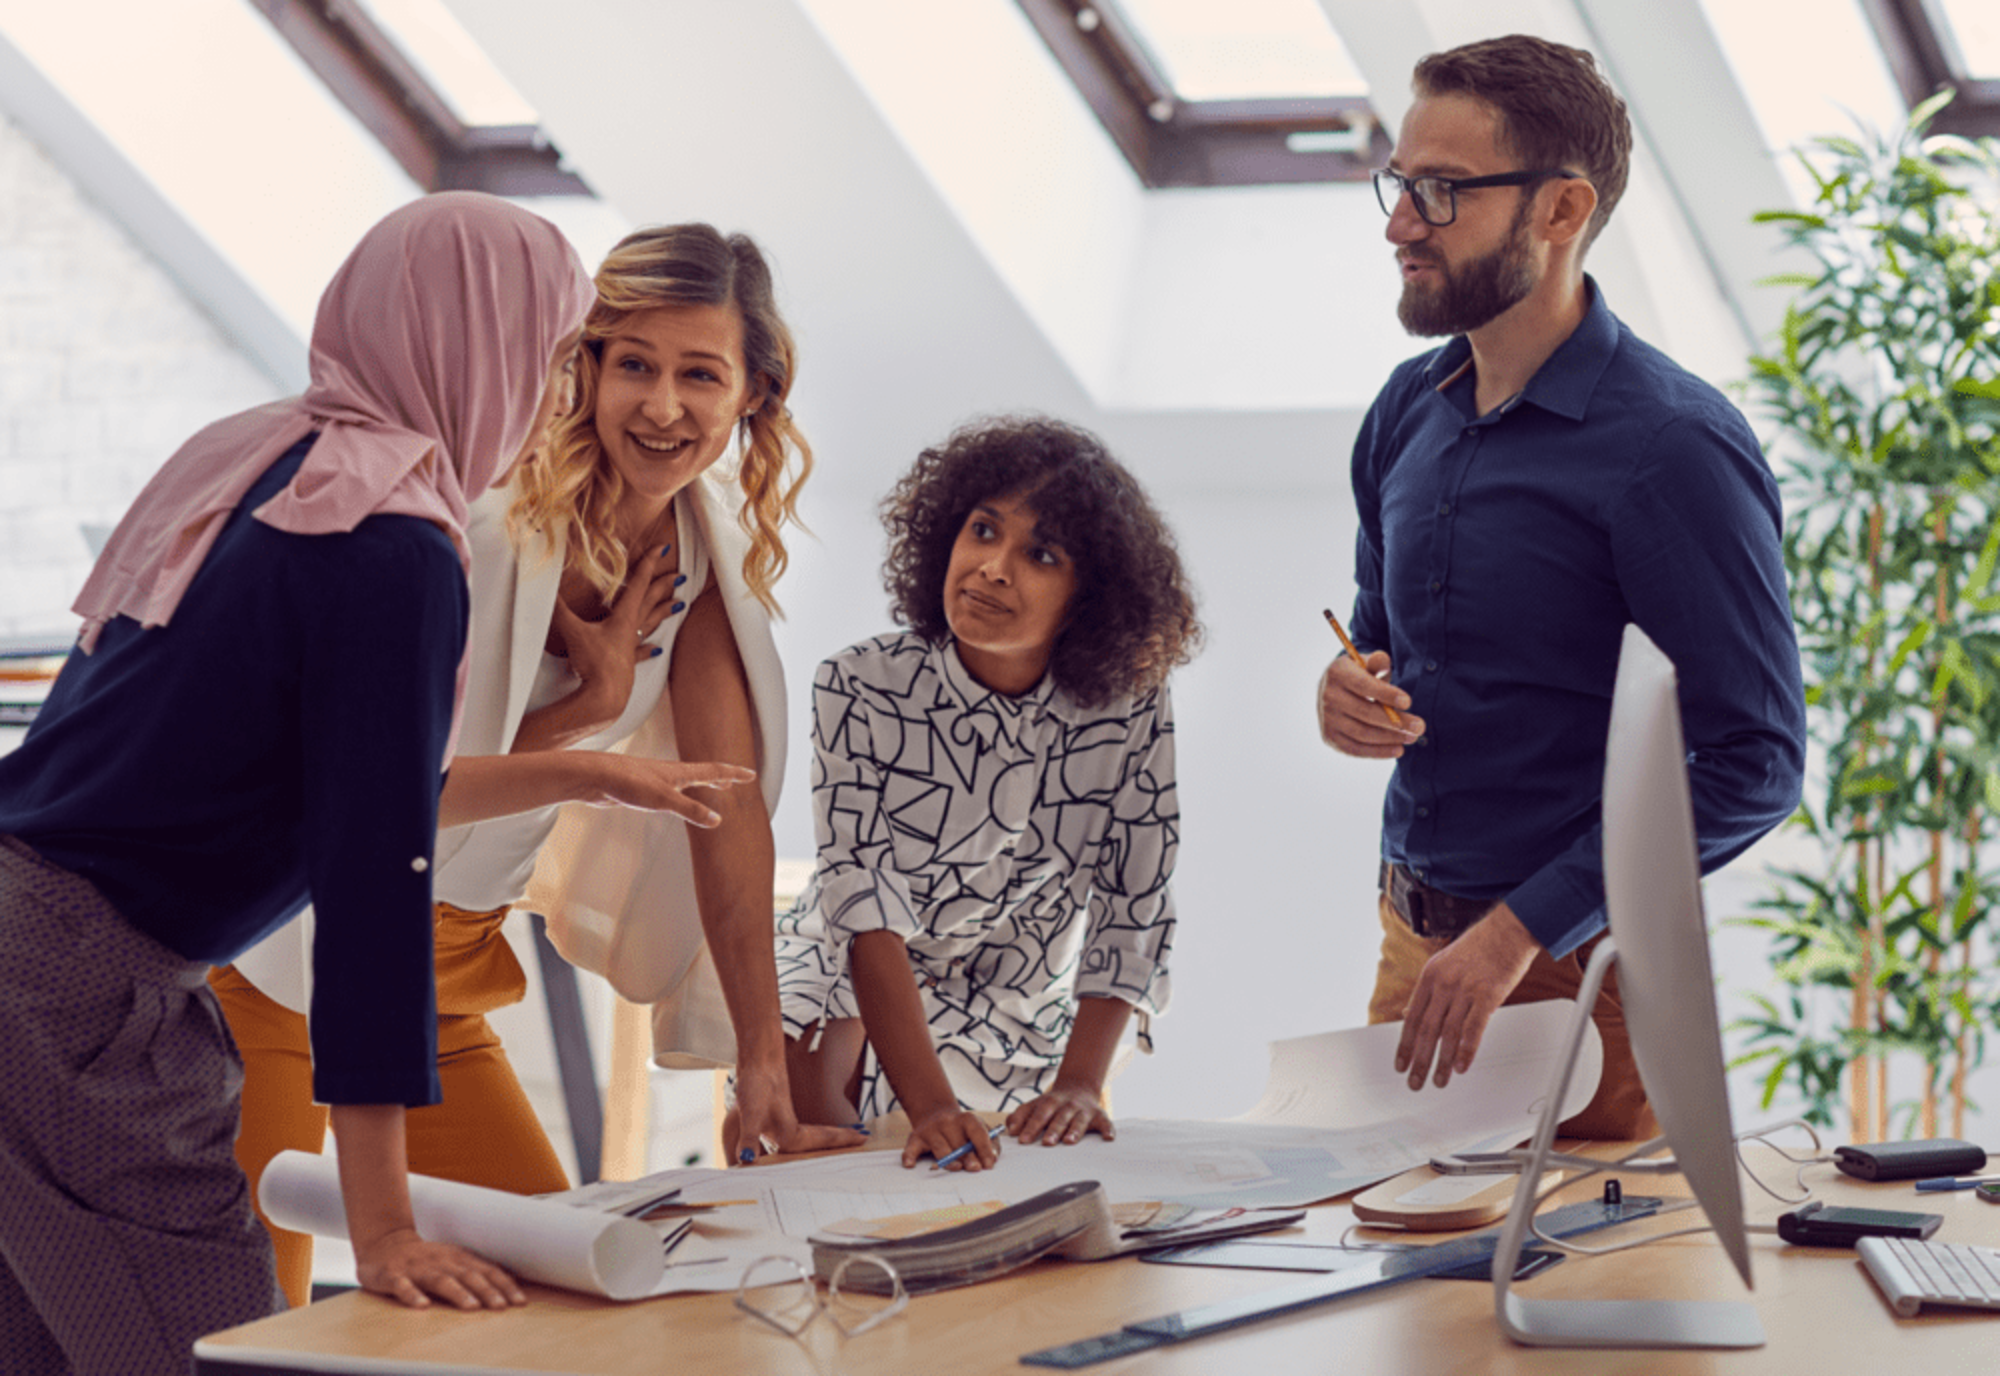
259, 1150, 664, 1300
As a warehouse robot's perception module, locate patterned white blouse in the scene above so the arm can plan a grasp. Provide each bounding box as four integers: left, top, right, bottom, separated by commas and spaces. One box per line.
774, 631, 1179, 1116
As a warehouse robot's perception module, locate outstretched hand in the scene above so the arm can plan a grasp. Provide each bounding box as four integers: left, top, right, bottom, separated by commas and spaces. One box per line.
570, 755, 755, 827
1394, 904, 1541, 1091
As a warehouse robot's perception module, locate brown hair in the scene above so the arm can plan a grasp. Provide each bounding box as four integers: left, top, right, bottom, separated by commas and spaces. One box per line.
1413, 34, 1631, 248
509, 223, 811, 613
881, 415, 1202, 707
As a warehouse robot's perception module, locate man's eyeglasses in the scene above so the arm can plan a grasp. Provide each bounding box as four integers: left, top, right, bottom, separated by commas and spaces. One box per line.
1372, 167, 1581, 227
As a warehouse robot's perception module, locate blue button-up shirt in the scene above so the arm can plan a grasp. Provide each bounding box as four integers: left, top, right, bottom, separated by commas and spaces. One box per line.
1350, 280, 1805, 957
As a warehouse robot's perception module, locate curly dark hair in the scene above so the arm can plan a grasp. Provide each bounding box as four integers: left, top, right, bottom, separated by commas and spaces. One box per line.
881, 415, 1202, 707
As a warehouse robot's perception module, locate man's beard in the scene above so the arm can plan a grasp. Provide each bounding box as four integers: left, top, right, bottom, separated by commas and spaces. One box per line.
1396, 200, 1538, 337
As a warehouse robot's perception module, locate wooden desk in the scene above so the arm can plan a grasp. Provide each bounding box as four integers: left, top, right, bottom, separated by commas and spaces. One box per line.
195, 1145, 2000, 1374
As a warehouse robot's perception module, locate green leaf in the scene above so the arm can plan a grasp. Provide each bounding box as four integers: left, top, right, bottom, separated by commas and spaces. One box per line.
1908, 88, 1957, 135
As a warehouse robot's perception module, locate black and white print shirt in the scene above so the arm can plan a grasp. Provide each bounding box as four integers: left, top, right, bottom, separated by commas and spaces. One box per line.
774, 631, 1178, 1113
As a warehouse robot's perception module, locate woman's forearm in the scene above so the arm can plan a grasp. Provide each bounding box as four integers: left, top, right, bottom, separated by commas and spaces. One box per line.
436, 752, 595, 827
1052, 995, 1133, 1098
850, 929, 959, 1119
329, 1104, 417, 1250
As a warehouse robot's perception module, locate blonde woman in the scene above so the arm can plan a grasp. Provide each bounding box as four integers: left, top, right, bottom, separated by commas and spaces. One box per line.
215, 224, 858, 1306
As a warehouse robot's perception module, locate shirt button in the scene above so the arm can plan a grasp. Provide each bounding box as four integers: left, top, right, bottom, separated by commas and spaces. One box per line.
1429, 580, 1443, 594
1425, 660, 1438, 672
1416, 806, 1430, 818
1437, 503, 1451, 517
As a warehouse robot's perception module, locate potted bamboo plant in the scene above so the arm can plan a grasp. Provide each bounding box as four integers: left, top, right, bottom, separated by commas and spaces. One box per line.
1734, 93, 2000, 1141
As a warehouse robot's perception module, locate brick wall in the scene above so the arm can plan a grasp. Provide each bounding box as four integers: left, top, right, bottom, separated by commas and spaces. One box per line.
0, 109, 277, 642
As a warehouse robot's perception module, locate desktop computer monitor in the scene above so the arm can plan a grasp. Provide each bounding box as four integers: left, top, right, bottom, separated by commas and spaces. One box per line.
1491, 624, 1764, 1349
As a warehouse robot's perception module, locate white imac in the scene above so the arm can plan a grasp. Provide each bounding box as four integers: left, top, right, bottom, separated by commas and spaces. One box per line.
1490, 624, 1765, 1349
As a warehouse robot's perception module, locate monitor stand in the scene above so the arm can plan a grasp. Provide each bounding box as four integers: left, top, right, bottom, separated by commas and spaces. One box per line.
1490, 940, 1766, 1349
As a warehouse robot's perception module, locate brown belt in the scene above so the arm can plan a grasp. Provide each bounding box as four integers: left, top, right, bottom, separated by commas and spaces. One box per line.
1380, 860, 1496, 941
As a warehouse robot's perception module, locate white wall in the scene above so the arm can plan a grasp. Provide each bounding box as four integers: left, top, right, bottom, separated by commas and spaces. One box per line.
0, 108, 276, 642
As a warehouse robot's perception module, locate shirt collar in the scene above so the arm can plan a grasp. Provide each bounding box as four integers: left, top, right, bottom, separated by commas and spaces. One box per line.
932, 636, 1078, 736
1421, 274, 1618, 423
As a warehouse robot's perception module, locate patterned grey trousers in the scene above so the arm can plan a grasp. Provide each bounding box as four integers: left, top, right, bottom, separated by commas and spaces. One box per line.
0, 837, 284, 1375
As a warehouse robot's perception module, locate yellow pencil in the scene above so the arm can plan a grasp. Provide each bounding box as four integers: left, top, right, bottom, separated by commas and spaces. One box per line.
1322, 607, 1405, 728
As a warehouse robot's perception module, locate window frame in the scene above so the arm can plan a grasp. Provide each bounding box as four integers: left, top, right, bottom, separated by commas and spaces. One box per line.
1858, 0, 2000, 137
248, 0, 591, 196
1014, 0, 1388, 189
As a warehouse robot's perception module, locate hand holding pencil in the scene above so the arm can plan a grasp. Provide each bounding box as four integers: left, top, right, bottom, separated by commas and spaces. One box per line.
1317, 608, 1422, 758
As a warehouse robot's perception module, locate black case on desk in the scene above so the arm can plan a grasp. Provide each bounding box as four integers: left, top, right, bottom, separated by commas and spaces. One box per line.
1832, 1139, 1986, 1180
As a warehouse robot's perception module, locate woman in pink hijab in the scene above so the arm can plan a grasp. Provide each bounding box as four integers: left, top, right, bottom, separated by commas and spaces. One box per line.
0, 194, 731, 1376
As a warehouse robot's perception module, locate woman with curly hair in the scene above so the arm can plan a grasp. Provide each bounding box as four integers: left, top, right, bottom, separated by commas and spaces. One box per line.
216, 223, 858, 1307
776, 416, 1202, 1171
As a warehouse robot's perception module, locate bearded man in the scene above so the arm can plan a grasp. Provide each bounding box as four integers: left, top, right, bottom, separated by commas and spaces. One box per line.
1315, 34, 1805, 1137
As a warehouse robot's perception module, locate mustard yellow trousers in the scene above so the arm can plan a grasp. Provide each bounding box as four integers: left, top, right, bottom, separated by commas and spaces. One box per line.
211, 902, 571, 1307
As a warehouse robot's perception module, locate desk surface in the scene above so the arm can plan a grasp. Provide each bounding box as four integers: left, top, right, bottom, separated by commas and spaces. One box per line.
195, 1144, 2000, 1375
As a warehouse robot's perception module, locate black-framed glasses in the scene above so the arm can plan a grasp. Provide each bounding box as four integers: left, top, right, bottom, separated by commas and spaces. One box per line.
1372, 167, 1581, 227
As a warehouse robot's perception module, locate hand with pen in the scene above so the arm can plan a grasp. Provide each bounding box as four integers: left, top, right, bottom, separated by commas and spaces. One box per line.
1317, 608, 1425, 758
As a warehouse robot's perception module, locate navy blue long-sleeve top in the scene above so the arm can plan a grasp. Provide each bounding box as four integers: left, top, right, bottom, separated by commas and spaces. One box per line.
1350, 280, 1806, 958
0, 436, 463, 1106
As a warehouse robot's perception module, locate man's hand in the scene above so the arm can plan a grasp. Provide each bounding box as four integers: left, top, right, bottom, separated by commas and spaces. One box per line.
1318, 652, 1423, 758
1006, 1083, 1113, 1147
1395, 904, 1541, 1090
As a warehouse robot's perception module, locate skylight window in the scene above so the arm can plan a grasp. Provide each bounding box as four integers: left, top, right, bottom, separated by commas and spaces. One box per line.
1934, 0, 2000, 81
1115, 0, 1368, 102
248, 0, 589, 195
354, 0, 539, 128
1859, 0, 2000, 136
1015, 0, 1386, 189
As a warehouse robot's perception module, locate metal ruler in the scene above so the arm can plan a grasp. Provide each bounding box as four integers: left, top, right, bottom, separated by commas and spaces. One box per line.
1019, 1192, 1666, 1368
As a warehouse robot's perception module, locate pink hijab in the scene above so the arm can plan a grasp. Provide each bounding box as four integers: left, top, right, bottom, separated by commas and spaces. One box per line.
74, 191, 592, 651
71, 193, 593, 759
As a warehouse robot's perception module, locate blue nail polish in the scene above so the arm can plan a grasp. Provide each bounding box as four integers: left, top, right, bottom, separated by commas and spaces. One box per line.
738, 1147, 755, 1164
670, 601, 686, 614
849, 1122, 870, 1134
673, 573, 687, 586
661, 544, 672, 556
649, 646, 663, 658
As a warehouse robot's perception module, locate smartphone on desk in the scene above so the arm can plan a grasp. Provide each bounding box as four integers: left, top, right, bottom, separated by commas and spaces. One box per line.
1429, 1151, 1523, 1175
1976, 1182, 2000, 1203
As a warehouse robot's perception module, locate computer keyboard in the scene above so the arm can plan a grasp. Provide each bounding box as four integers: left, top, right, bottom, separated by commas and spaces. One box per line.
1857, 1235, 2000, 1317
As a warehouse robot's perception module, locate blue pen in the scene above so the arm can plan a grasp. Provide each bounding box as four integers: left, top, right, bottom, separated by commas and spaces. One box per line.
1914, 1174, 2000, 1191
930, 1125, 1006, 1172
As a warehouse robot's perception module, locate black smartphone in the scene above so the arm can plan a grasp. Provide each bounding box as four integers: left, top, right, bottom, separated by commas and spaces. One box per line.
1777, 1201, 1942, 1246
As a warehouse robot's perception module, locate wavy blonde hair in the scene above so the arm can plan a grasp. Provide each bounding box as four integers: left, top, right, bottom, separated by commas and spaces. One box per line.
508, 224, 813, 613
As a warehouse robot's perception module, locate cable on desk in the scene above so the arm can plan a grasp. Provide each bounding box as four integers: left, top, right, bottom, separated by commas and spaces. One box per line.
1734, 1118, 1832, 1206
